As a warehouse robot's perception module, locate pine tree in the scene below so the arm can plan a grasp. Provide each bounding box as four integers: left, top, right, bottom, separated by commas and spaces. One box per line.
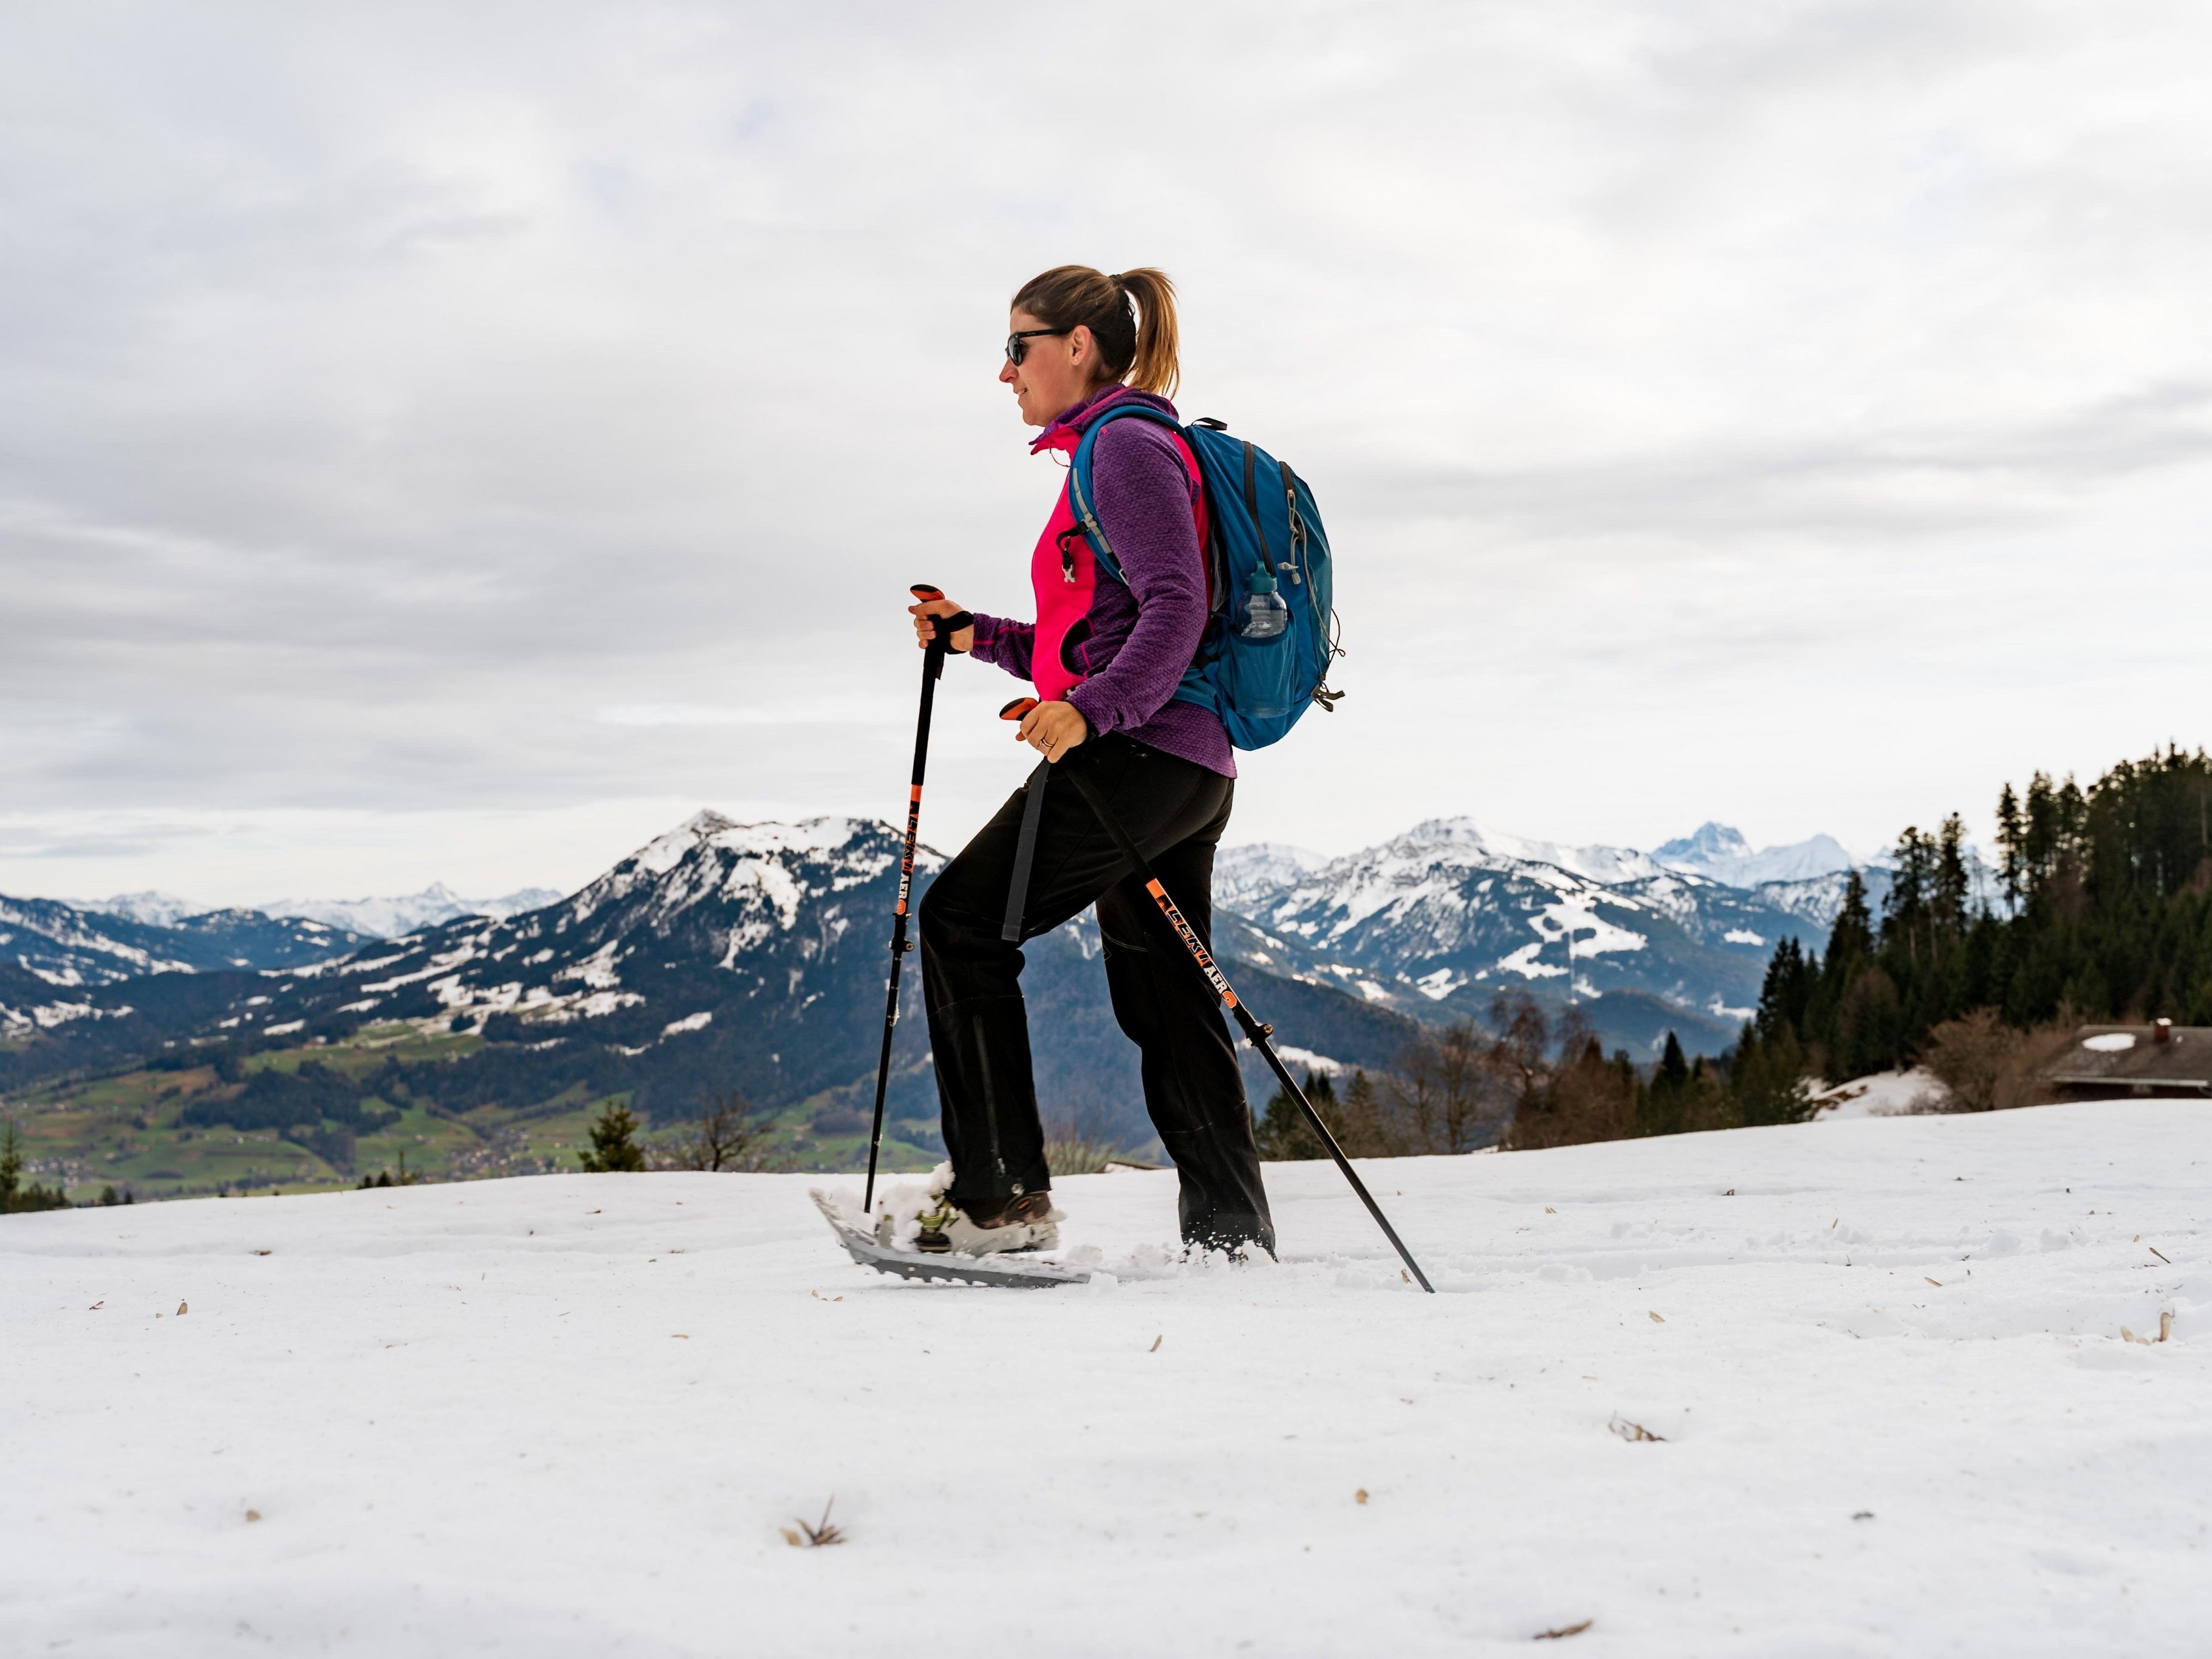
1683, 1055, 1738, 1131
580, 1101, 647, 1172
1256, 1078, 1304, 1160
1995, 782, 2025, 914
0, 1124, 69, 1213
1828, 872, 1874, 966
1256, 1069, 1338, 1161
1885, 826, 1936, 971
1304, 1068, 1340, 1136
1335, 1069, 1392, 1157
1638, 1032, 1691, 1137
1934, 815, 1971, 940
1755, 938, 1817, 1041
1728, 1021, 1812, 1126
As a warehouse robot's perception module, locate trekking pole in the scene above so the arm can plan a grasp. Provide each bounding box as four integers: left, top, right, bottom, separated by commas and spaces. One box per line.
863, 585, 973, 1215
998, 698, 1435, 1292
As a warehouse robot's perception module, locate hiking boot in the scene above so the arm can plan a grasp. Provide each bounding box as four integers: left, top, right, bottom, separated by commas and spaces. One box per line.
911, 1189, 1064, 1256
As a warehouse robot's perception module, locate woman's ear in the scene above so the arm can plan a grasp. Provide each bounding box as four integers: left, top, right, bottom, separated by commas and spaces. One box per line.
1067, 324, 1093, 369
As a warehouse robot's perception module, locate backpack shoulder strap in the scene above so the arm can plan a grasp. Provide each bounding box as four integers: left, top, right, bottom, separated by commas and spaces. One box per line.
1067, 404, 1188, 586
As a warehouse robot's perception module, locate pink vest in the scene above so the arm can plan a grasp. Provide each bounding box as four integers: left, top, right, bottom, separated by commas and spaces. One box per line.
1026, 425, 1207, 704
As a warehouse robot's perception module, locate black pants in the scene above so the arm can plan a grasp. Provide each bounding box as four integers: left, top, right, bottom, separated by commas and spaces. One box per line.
917, 734, 1275, 1254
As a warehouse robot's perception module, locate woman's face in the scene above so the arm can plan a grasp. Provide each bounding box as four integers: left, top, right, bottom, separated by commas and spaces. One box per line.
999, 307, 1102, 427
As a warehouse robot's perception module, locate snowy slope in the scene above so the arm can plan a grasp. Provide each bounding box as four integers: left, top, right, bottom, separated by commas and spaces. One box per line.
3, 1101, 2204, 1656
80, 886, 560, 940
0, 894, 194, 985
1403, 816, 1667, 885
1222, 819, 1822, 1042
227, 812, 946, 1109
1753, 866, 1893, 929
0, 816, 945, 1110
1652, 823, 1860, 886
77, 890, 206, 928
0, 894, 368, 988
260, 883, 563, 939
1213, 841, 1329, 912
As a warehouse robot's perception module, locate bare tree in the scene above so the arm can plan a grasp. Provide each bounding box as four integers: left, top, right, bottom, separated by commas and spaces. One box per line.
1486, 996, 1555, 1124
1386, 1014, 1509, 1154
1507, 1021, 1638, 1149
665, 1090, 787, 1172
1921, 1011, 2075, 1113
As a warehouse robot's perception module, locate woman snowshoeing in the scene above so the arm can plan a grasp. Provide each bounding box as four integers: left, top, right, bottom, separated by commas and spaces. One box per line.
902, 264, 1274, 1260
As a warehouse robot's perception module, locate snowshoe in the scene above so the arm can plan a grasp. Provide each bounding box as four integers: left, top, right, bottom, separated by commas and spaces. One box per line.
810, 1188, 1090, 1288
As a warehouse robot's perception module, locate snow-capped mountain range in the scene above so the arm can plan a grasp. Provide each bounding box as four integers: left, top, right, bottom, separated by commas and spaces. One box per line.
2, 813, 1267, 1153
0, 895, 373, 989
2, 811, 1888, 1140
1222, 820, 1868, 922
1212, 818, 1837, 1040
83, 884, 562, 940
1651, 822, 1861, 887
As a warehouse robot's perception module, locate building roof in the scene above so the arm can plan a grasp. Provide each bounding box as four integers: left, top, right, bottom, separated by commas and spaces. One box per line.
2041, 1024, 2212, 1089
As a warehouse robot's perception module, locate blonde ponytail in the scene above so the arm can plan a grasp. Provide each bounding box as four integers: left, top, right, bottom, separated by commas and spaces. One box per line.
1112, 268, 1180, 399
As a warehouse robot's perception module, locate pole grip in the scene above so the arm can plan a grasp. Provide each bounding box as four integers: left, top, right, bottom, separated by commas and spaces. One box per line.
912, 584, 971, 654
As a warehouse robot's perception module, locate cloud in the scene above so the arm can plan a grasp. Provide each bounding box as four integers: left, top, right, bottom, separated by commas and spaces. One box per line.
2, 0, 2209, 898
1347, 380, 2212, 544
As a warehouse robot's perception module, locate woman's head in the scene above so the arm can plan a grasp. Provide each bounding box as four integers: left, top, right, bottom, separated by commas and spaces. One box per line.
999, 265, 1180, 426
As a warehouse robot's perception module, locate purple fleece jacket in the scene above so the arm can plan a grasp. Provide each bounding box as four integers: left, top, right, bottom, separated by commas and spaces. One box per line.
968, 385, 1234, 778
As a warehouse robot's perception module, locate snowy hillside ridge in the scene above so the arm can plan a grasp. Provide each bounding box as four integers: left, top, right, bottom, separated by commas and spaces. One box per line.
1652, 822, 1860, 886
1754, 866, 1893, 929
1211, 816, 1823, 1028
1212, 842, 1329, 912
1395, 817, 1666, 886
74, 890, 204, 928
0, 968, 139, 1036
5, 1103, 2203, 1656
560, 811, 934, 939
142, 813, 953, 1048
0, 895, 195, 985
2, 894, 371, 993
261, 882, 563, 939
429, 812, 938, 1029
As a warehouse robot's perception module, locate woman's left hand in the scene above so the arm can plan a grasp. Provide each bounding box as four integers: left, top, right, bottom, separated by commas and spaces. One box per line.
1016, 700, 1089, 764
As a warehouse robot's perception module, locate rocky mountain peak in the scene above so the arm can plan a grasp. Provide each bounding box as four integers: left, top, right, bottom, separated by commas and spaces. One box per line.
1656, 823, 1753, 862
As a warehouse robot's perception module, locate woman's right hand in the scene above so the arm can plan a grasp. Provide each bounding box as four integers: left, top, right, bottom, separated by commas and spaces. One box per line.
908, 594, 974, 655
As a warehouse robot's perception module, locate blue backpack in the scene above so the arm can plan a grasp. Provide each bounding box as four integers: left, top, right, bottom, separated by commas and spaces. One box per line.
1068, 408, 1341, 750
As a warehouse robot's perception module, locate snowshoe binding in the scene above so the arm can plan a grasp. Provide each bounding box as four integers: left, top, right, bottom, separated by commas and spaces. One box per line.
874, 1162, 1063, 1255
909, 1188, 1063, 1255
809, 1163, 1087, 1288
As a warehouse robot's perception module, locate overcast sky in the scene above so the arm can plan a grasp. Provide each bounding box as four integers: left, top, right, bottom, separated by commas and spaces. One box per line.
4, 0, 2208, 908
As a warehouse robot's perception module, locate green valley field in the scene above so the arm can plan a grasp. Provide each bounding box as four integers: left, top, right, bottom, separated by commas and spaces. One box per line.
4, 1025, 942, 1203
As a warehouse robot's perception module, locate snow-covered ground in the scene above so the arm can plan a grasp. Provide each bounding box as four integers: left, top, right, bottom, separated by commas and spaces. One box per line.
4, 1102, 2206, 1656
1810, 1069, 1945, 1118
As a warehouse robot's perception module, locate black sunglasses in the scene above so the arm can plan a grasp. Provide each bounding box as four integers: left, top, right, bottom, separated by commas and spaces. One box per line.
1005, 327, 1070, 366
